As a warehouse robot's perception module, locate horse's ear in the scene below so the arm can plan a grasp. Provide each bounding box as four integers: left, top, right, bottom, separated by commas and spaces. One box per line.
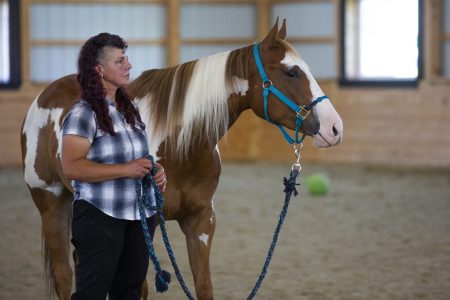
263, 17, 280, 43
278, 19, 287, 40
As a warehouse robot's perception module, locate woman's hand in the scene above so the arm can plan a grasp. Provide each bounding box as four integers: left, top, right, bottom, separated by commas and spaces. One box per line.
124, 158, 152, 178
152, 163, 167, 192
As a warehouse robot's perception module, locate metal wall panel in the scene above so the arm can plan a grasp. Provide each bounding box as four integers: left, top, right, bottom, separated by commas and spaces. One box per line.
29, 3, 166, 82
127, 45, 166, 78
271, 2, 335, 37
294, 43, 336, 79
444, 0, 450, 33
30, 4, 166, 40
180, 44, 245, 63
444, 41, 450, 78
30, 46, 79, 82
444, 0, 450, 78
180, 4, 256, 39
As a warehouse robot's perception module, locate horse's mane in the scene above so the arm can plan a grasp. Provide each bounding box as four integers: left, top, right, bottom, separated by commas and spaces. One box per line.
279, 40, 300, 59
128, 45, 252, 158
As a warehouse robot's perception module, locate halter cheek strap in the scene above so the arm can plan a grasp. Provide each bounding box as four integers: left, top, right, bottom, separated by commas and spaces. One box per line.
253, 43, 328, 144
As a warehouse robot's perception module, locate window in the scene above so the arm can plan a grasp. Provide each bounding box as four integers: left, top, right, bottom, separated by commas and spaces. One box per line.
340, 0, 423, 86
0, 0, 20, 89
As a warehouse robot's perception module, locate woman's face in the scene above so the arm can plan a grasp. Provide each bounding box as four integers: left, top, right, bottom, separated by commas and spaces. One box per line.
97, 46, 132, 90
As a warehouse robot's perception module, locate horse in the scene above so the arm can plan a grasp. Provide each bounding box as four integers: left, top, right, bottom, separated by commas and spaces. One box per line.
21, 19, 343, 300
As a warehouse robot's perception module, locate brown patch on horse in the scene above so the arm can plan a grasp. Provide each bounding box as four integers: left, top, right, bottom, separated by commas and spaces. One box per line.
32, 75, 79, 191
37, 74, 81, 130
33, 120, 70, 191
225, 45, 253, 124
38, 75, 80, 109
226, 45, 252, 80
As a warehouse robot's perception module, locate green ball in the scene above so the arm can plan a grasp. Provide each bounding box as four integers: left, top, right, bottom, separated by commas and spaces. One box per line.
305, 173, 331, 196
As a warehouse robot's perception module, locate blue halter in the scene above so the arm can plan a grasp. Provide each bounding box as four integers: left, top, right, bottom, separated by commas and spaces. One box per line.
253, 43, 329, 144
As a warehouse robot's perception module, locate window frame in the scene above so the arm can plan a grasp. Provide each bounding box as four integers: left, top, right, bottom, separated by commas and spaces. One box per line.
339, 0, 424, 87
0, 0, 21, 89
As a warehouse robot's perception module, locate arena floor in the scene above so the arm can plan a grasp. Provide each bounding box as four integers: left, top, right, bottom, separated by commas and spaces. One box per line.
1, 162, 449, 300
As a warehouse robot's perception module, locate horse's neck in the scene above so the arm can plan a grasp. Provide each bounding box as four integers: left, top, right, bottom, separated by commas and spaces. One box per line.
226, 93, 251, 131
134, 48, 252, 158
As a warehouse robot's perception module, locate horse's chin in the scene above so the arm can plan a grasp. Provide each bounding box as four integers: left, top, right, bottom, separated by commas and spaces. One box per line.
313, 133, 341, 148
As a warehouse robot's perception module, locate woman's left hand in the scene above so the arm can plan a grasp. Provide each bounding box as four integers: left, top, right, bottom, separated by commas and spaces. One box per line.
153, 163, 167, 192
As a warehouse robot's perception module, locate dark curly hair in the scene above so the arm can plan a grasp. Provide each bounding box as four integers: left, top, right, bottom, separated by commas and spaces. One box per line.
77, 33, 140, 135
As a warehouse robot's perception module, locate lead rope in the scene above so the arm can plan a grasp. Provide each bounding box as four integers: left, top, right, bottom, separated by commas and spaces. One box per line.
138, 145, 303, 299
247, 143, 302, 300
136, 164, 172, 293
137, 155, 196, 300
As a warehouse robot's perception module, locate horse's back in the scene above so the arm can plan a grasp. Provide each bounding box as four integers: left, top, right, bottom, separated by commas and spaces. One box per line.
21, 74, 80, 195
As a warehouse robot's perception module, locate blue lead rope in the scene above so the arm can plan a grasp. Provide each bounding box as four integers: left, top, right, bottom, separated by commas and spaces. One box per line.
247, 168, 300, 300
137, 155, 196, 299
137, 154, 301, 300
136, 165, 171, 293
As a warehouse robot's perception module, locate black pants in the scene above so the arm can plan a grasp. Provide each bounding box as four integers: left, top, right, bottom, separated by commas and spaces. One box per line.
71, 200, 157, 300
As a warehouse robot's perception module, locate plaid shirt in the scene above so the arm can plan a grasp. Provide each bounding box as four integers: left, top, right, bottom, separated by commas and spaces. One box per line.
62, 99, 155, 220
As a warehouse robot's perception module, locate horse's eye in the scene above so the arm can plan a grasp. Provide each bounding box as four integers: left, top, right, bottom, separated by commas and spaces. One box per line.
287, 69, 299, 78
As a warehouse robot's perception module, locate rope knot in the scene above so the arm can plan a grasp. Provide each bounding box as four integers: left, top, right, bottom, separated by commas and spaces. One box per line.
155, 269, 172, 293
283, 170, 300, 196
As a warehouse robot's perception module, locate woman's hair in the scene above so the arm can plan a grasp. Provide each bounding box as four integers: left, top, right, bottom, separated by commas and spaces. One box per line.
77, 33, 140, 135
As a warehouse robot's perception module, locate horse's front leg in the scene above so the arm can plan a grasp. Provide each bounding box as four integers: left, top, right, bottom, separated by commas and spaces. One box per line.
180, 202, 216, 300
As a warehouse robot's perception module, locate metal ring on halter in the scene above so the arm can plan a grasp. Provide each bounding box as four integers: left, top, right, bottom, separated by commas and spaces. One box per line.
262, 80, 273, 89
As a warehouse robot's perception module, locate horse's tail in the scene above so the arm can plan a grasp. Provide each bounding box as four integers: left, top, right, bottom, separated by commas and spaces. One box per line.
42, 236, 56, 299
37, 190, 73, 300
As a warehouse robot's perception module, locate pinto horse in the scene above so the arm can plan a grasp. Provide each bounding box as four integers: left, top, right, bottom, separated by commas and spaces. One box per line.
21, 20, 343, 300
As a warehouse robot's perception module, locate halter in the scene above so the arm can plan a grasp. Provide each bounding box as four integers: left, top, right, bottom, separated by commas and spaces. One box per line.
253, 43, 329, 144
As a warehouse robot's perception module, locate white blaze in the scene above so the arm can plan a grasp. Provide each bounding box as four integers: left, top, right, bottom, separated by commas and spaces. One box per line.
281, 50, 343, 147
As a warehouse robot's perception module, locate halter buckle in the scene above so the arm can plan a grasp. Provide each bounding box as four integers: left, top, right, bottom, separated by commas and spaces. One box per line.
296, 106, 310, 120
262, 80, 273, 89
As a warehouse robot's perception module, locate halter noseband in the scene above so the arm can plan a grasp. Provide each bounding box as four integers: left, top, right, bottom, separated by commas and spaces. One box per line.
253, 43, 328, 144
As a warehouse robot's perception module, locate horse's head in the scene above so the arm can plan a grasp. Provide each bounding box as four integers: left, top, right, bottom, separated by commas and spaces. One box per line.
247, 19, 343, 147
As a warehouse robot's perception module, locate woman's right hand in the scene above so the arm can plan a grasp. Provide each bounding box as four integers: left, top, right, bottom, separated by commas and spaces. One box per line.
124, 158, 153, 178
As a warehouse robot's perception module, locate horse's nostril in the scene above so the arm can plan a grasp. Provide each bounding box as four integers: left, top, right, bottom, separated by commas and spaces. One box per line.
332, 125, 338, 136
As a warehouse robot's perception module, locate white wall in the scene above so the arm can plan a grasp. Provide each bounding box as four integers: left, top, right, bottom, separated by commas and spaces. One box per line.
29, 3, 166, 82
28, 2, 338, 82
443, 0, 450, 77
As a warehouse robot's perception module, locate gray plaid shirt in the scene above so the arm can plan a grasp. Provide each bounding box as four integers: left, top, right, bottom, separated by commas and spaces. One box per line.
62, 99, 155, 220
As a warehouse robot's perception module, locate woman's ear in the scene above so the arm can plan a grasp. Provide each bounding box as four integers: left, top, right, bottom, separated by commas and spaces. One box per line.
95, 65, 104, 78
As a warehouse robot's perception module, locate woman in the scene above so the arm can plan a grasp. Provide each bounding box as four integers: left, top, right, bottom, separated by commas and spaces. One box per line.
61, 33, 166, 300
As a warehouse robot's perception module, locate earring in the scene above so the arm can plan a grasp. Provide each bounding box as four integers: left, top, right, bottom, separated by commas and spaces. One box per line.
100, 73, 104, 79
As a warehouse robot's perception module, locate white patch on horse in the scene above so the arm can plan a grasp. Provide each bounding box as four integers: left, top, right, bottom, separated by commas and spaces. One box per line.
199, 233, 209, 246
135, 98, 164, 161
215, 144, 222, 164
211, 194, 215, 212
231, 76, 249, 96
281, 49, 324, 100
210, 194, 216, 224
22, 97, 64, 196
